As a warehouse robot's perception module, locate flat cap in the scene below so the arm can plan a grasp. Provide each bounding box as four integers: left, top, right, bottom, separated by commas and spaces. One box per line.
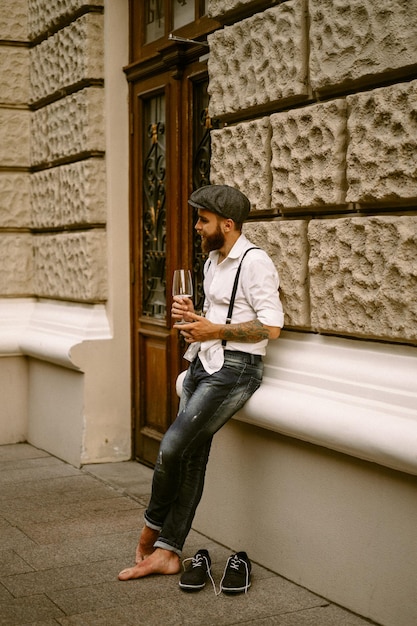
188, 185, 251, 223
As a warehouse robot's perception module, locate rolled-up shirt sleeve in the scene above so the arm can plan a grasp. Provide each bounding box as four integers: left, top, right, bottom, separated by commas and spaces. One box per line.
242, 252, 284, 328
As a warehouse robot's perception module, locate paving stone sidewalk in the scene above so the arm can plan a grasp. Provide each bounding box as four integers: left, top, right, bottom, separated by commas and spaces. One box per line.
0, 443, 378, 625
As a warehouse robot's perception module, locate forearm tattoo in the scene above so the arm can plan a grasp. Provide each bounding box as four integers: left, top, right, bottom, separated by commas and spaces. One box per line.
220, 319, 270, 343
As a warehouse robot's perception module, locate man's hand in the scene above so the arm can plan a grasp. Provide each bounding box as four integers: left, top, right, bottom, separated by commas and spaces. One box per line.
174, 312, 219, 343
171, 295, 195, 323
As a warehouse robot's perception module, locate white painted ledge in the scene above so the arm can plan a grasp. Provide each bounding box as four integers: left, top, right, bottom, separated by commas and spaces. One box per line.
177, 332, 417, 476
0, 298, 111, 369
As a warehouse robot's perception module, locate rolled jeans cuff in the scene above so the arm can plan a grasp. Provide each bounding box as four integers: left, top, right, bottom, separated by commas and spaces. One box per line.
144, 513, 162, 532
154, 538, 182, 557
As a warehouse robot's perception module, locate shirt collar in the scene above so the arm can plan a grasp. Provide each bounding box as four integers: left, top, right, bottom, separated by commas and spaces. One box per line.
208, 234, 249, 264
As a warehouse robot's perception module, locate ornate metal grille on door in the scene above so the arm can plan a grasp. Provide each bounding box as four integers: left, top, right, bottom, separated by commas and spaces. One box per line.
141, 83, 217, 319
142, 95, 166, 319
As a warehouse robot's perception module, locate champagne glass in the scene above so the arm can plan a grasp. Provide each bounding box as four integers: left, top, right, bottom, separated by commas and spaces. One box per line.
172, 269, 193, 325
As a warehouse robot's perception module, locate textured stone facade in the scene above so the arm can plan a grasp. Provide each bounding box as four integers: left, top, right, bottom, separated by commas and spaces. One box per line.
0, 109, 30, 167
0, 46, 29, 105
28, 0, 104, 40
207, 0, 417, 346
0, 0, 28, 40
346, 81, 417, 204
208, 0, 308, 117
0, 0, 106, 302
31, 87, 105, 166
0, 234, 33, 296
1, 1, 416, 342
0, 173, 30, 228
210, 117, 271, 211
309, 0, 417, 93
33, 230, 107, 301
0, 0, 30, 297
270, 99, 347, 209
208, 0, 255, 18
308, 216, 417, 342
31, 159, 106, 228
30, 12, 104, 103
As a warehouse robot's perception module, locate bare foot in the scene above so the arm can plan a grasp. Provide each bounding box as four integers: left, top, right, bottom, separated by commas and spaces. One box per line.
118, 548, 181, 580
135, 526, 160, 563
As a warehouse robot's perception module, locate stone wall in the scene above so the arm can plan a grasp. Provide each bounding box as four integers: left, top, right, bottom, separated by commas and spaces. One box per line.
0, 0, 31, 296
0, 0, 106, 303
207, 0, 417, 346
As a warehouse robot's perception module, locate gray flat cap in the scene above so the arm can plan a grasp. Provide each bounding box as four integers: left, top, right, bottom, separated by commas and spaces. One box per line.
188, 185, 251, 222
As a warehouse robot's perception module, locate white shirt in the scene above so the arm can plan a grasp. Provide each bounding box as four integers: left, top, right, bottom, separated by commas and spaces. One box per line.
185, 234, 284, 374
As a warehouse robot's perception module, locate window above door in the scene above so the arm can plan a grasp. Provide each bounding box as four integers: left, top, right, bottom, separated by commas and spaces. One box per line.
130, 0, 218, 64
145, 0, 208, 41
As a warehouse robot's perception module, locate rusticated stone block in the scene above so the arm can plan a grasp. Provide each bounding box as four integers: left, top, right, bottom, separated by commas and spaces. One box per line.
31, 87, 104, 166
0, 233, 33, 296
60, 158, 105, 224
271, 99, 347, 209
33, 229, 107, 301
28, 0, 104, 39
30, 33, 60, 103
0, 109, 30, 167
210, 118, 271, 211
310, 0, 417, 93
0, 46, 29, 105
244, 219, 310, 328
208, 0, 308, 117
208, 0, 255, 18
31, 158, 106, 228
59, 13, 103, 82
308, 216, 417, 342
0, 0, 28, 41
346, 81, 417, 204
0, 172, 30, 227
30, 13, 104, 103
30, 168, 59, 228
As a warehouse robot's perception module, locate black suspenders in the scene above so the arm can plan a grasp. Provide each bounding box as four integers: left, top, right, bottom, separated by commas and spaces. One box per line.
204, 247, 260, 347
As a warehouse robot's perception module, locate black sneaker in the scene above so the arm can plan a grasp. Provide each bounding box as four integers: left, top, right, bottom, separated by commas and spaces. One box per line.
179, 549, 212, 592
220, 551, 252, 594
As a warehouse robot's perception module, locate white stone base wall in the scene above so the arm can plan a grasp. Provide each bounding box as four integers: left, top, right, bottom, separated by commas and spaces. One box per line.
194, 419, 417, 626
0, 357, 28, 444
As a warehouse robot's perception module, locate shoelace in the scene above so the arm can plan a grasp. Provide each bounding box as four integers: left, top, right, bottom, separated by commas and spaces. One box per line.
182, 554, 217, 595
219, 554, 250, 595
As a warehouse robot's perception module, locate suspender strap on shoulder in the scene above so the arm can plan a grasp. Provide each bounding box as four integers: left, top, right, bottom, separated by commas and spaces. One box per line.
222, 247, 260, 347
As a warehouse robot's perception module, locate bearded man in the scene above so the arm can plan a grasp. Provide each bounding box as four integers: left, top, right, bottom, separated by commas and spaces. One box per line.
119, 185, 284, 585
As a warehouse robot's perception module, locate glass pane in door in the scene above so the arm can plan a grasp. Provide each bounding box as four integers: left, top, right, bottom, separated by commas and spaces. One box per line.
173, 0, 195, 30
145, 0, 165, 43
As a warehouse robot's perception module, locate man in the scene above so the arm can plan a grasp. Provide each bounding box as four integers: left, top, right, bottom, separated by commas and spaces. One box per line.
119, 185, 284, 581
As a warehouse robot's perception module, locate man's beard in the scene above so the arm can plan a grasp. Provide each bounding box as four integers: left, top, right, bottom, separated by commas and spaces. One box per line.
201, 224, 225, 254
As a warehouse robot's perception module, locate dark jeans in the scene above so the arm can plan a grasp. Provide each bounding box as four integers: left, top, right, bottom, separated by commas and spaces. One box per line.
144, 350, 264, 555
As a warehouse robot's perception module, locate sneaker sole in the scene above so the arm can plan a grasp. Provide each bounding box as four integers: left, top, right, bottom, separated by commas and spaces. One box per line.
179, 582, 206, 592
221, 582, 251, 594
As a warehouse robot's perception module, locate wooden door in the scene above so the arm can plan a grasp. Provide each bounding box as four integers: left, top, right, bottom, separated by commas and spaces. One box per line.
128, 64, 216, 465
127, 1, 219, 466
